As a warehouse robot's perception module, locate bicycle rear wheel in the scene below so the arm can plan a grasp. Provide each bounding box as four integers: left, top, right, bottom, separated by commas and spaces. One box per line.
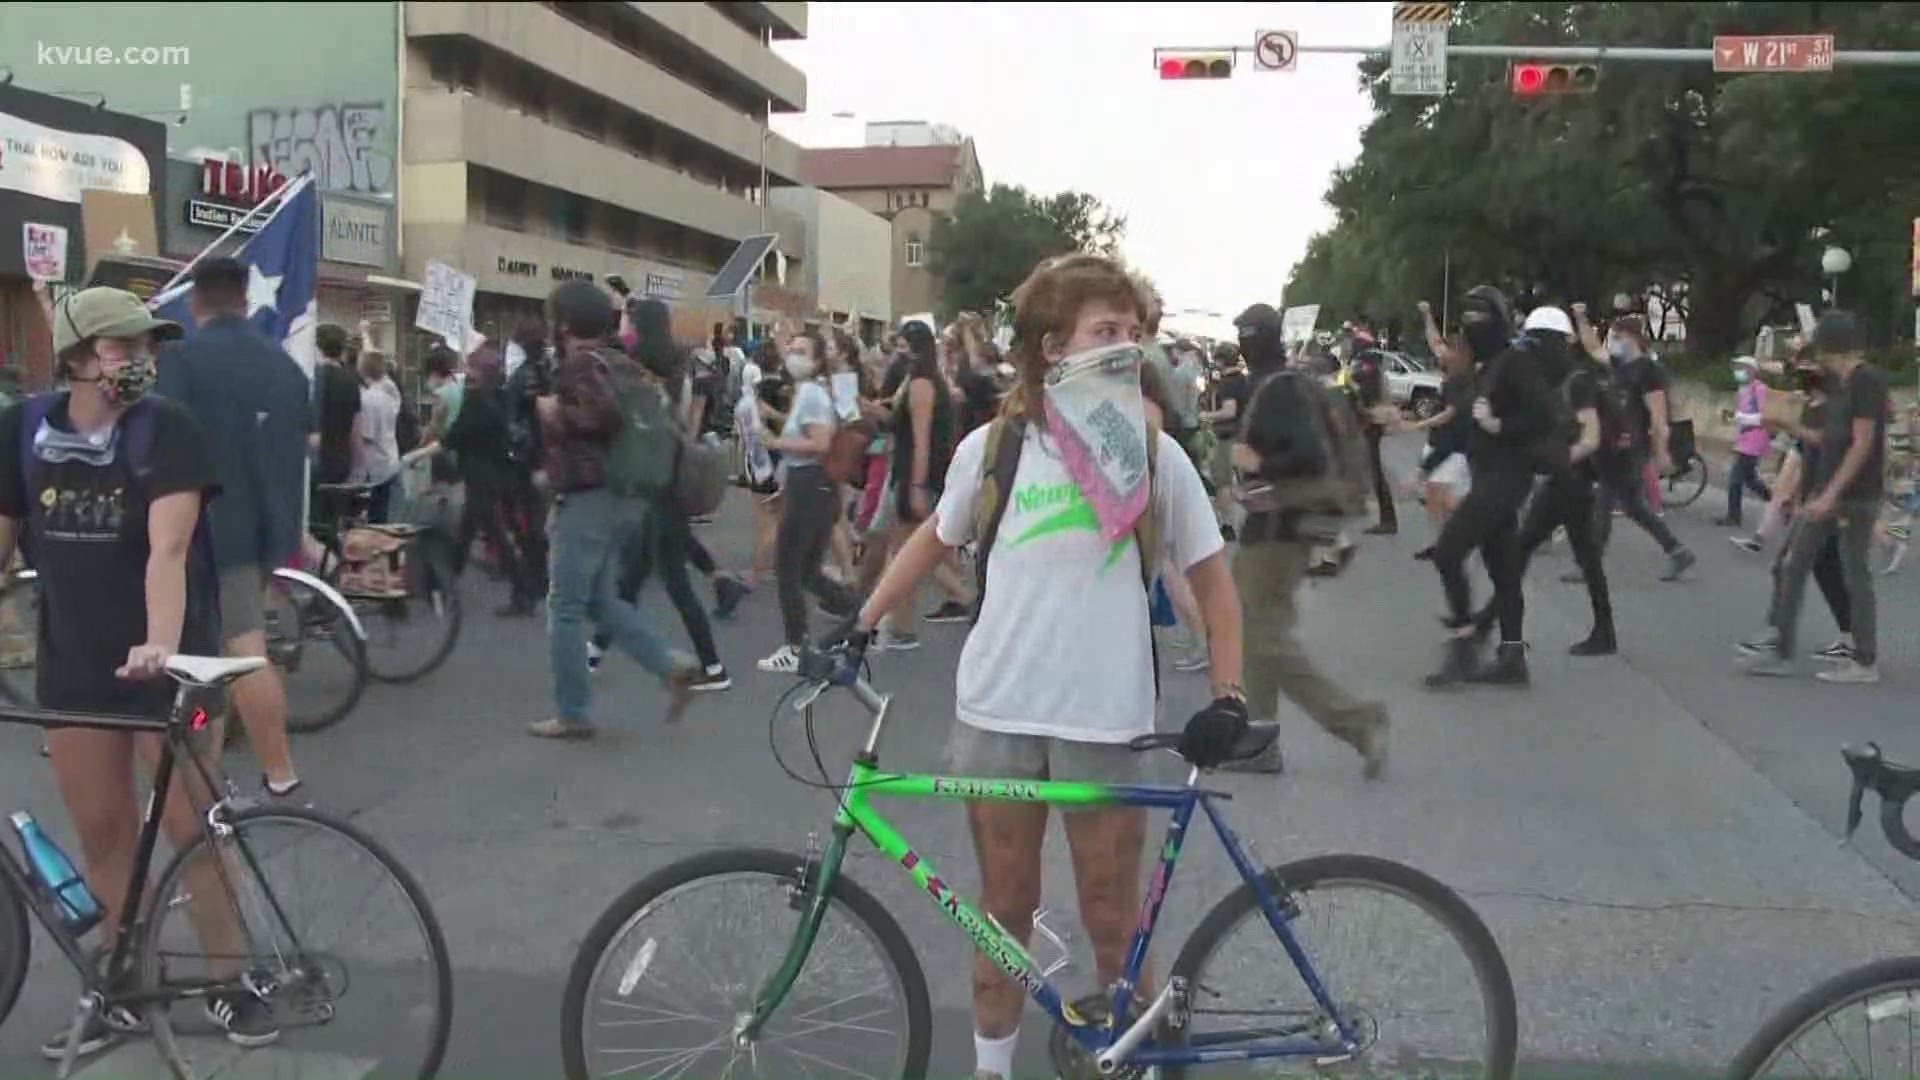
561, 847, 931, 1080
139, 805, 452, 1080
1727, 955, 1920, 1079
0, 871, 28, 1031
267, 573, 369, 733
1666, 453, 1710, 510
359, 535, 462, 684
1168, 853, 1516, 1079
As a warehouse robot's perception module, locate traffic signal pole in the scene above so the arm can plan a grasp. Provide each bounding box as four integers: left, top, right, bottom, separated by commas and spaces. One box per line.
1156, 42, 1920, 66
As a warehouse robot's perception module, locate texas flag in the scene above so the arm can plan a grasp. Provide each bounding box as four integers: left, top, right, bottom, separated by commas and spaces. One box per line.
149, 174, 321, 377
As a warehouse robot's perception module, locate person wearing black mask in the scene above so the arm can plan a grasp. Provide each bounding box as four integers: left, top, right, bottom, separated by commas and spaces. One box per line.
1347, 340, 1397, 535
1426, 286, 1557, 688
1466, 304, 1615, 655
1573, 310, 1695, 581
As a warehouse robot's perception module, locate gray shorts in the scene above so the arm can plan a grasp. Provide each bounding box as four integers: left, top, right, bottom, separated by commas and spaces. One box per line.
217, 565, 268, 642
942, 722, 1147, 785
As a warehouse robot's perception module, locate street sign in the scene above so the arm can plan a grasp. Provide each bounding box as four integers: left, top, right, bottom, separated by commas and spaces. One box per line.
1712, 34, 1835, 73
1911, 217, 1919, 296
1253, 29, 1297, 72
1391, 2, 1451, 96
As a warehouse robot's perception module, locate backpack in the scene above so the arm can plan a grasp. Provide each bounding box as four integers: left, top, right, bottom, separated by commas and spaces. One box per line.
970, 412, 1165, 690
395, 395, 422, 455
17, 392, 218, 592
603, 357, 681, 498
1234, 371, 1370, 545
674, 435, 729, 518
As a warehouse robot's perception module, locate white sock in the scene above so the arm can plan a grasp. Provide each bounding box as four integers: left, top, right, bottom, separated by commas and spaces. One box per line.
974, 1030, 1018, 1078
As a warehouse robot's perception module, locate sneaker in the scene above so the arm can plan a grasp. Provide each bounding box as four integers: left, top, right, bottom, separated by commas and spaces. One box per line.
41, 1005, 144, 1060
527, 717, 595, 740
874, 630, 920, 653
205, 992, 281, 1048
586, 641, 605, 674
1742, 654, 1796, 678
1817, 660, 1881, 685
1660, 548, 1697, 582
1714, 516, 1742, 528
690, 665, 732, 692
1412, 546, 1436, 562
1359, 722, 1389, 781
1735, 629, 1782, 657
1730, 535, 1764, 555
1813, 640, 1857, 663
262, 774, 304, 799
712, 575, 749, 620
925, 601, 971, 624
757, 644, 802, 674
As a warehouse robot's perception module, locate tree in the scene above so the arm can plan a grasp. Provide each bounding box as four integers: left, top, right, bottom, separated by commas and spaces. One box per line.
930, 184, 1127, 319
1285, 2, 1920, 356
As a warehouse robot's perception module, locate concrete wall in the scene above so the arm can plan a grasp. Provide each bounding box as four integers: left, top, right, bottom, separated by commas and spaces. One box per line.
0, 2, 400, 198
771, 187, 891, 325
625, 2, 804, 110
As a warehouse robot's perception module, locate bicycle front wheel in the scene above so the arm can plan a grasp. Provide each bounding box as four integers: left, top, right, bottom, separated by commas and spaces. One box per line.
1728, 955, 1920, 1079
1667, 453, 1711, 510
0, 870, 28, 1030
139, 805, 453, 1080
360, 536, 462, 684
267, 572, 369, 733
561, 847, 931, 1080
1169, 853, 1517, 1079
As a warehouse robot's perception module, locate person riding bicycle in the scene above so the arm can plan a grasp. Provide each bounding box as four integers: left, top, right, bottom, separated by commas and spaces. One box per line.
0, 286, 278, 1057
844, 253, 1247, 1080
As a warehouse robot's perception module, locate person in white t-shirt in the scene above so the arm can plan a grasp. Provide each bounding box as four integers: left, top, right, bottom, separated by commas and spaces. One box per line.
844, 254, 1247, 1080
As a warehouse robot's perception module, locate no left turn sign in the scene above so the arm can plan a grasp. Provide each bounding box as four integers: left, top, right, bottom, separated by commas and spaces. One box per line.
1254, 29, 1297, 72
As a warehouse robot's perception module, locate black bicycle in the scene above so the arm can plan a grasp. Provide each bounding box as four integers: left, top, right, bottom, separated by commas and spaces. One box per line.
311, 482, 463, 684
1726, 743, 1920, 1078
0, 655, 452, 1079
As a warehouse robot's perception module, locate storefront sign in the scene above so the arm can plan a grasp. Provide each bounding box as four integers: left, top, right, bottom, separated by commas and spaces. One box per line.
186, 199, 266, 233
550, 265, 594, 283
643, 270, 684, 300
201, 158, 286, 206
23, 222, 68, 282
320, 195, 387, 268
496, 256, 537, 277
0, 111, 152, 204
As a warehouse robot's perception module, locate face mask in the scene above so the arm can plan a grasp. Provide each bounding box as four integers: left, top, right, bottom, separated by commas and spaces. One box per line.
1734, 368, 1752, 385
101, 352, 156, 407
1042, 342, 1149, 542
1462, 319, 1508, 362
1605, 335, 1638, 363
784, 353, 817, 380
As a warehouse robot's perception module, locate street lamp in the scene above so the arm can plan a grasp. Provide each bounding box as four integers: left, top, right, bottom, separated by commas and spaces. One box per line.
1821, 245, 1852, 306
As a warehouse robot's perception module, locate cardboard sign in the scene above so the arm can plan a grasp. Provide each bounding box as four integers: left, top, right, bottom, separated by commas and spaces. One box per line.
22, 223, 68, 282
415, 259, 476, 344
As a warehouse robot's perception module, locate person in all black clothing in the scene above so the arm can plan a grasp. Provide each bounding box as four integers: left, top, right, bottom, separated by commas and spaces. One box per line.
1574, 310, 1695, 581
1467, 304, 1616, 655
1203, 340, 1253, 536
1426, 285, 1558, 689
1409, 330, 1476, 560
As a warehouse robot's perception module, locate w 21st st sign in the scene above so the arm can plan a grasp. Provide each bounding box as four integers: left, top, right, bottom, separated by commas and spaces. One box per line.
1713, 34, 1834, 73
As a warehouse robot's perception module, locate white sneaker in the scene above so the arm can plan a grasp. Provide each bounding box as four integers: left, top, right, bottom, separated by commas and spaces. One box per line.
1816, 659, 1881, 685
757, 645, 801, 674
586, 641, 605, 674
874, 630, 920, 652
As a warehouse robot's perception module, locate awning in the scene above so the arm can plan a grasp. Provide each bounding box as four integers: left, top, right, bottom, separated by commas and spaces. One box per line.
365, 274, 423, 292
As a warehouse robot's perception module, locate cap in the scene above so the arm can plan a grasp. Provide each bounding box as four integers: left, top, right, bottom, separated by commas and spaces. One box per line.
1521, 305, 1574, 337
1730, 355, 1759, 370
1811, 310, 1863, 356
51, 287, 182, 355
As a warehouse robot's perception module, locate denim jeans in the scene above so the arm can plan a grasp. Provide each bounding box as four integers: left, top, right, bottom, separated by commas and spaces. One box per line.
1771, 502, 1877, 664
547, 488, 681, 725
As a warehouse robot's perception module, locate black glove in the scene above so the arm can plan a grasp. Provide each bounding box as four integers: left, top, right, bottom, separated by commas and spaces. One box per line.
818, 616, 871, 664
1178, 696, 1250, 769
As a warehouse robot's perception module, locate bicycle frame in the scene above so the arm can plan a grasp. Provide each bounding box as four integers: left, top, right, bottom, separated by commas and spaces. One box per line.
745, 759, 1363, 1069
0, 692, 311, 1012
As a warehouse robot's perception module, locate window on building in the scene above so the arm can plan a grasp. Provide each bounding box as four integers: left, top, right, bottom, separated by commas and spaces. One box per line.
554, 190, 591, 243
503, 58, 547, 121
428, 40, 479, 94
482, 171, 527, 232
904, 234, 924, 268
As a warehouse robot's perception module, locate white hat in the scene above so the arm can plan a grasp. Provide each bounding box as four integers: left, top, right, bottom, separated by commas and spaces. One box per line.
1521, 305, 1574, 336
1731, 355, 1759, 370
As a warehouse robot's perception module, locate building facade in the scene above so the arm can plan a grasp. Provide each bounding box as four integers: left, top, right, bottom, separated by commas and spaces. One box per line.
0, 82, 169, 388
797, 122, 983, 320
401, 0, 811, 344
770, 185, 890, 340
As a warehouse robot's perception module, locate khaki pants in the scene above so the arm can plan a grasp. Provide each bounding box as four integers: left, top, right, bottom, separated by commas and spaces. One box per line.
1232, 540, 1386, 755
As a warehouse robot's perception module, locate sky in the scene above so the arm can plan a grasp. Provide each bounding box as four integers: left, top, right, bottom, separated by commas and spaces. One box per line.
771, 1, 1393, 331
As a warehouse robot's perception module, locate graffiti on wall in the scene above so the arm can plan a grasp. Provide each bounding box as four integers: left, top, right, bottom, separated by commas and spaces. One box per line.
247, 102, 393, 194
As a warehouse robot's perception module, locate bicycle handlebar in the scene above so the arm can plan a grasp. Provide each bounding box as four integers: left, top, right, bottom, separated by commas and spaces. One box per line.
794, 645, 887, 716
1843, 743, 1920, 860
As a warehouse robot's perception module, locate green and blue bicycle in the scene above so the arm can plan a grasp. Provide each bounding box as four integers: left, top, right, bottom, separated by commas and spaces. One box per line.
561, 646, 1517, 1079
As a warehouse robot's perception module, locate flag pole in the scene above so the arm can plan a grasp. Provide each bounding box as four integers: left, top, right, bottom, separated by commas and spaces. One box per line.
153, 172, 315, 299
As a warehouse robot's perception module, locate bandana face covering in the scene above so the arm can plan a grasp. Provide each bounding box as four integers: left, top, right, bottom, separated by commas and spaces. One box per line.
1042, 342, 1149, 542
101, 353, 156, 407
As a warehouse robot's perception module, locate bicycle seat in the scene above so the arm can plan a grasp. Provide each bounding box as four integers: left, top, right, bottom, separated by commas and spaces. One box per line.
1129, 722, 1280, 769
165, 655, 269, 686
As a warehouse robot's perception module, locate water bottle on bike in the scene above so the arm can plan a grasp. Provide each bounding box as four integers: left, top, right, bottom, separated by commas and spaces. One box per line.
9, 811, 102, 936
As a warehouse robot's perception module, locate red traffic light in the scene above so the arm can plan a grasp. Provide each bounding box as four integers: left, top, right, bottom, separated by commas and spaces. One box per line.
1158, 51, 1233, 80
1510, 61, 1599, 96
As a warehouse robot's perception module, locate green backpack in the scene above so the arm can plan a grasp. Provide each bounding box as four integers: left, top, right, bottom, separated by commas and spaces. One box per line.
603, 358, 681, 498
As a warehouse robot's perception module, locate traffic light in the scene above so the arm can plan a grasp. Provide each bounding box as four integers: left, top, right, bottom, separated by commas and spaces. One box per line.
1158, 50, 1234, 80
1510, 61, 1599, 96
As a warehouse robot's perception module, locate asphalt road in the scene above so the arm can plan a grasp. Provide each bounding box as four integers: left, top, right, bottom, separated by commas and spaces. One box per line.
4, 433, 1918, 1078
